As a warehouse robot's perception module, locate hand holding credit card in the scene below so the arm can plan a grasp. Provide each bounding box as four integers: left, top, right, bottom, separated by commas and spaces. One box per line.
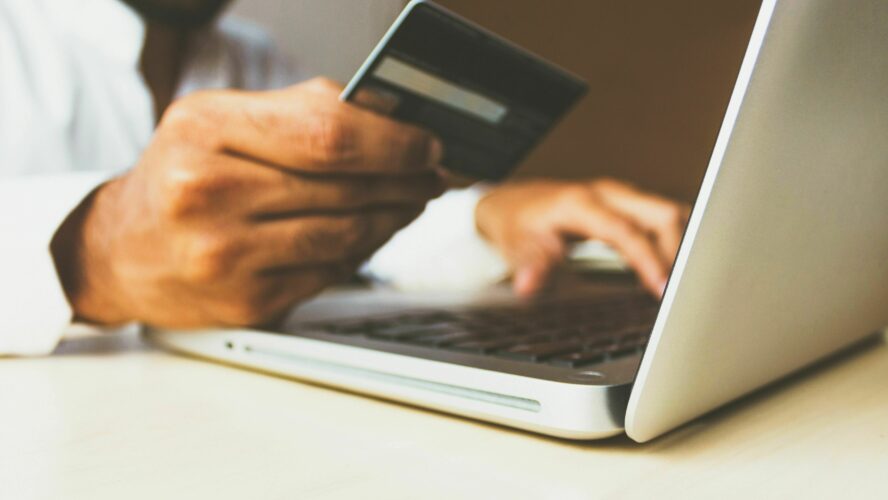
340, 0, 588, 180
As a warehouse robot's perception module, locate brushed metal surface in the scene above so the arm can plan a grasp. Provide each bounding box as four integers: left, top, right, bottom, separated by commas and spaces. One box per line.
147, 273, 642, 439
626, 0, 888, 442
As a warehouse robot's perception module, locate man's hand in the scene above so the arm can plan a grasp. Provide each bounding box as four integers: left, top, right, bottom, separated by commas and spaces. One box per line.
475, 179, 691, 297
53, 78, 443, 328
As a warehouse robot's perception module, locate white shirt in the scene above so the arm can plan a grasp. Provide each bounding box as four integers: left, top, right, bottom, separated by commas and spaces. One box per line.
0, 0, 508, 356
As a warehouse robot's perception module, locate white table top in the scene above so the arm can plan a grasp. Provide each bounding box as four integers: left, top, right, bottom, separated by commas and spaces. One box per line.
2, 328, 886, 500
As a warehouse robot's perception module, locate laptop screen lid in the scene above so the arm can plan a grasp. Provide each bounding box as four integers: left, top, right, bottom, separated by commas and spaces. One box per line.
626, 0, 888, 442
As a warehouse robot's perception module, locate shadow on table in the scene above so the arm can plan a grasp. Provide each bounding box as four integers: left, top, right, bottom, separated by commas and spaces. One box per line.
51, 326, 150, 357
554, 332, 886, 452
378, 331, 885, 453
44, 322, 886, 453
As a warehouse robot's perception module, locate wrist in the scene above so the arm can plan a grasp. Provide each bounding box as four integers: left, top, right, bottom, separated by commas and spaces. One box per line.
51, 180, 130, 325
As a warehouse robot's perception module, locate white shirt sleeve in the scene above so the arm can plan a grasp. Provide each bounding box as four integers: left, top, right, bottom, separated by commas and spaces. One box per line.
362, 185, 511, 292
0, 173, 109, 356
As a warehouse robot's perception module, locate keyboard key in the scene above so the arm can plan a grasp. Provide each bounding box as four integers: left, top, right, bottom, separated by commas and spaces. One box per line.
313, 321, 376, 335
495, 340, 586, 362
607, 346, 641, 360
582, 337, 618, 349
448, 338, 526, 354
546, 327, 602, 342
401, 312, 460, 325
368, 323, 458, 341
617, 334, 649, 350
408, 330, 485, 346
549, 351, 607, 368
298, 293, 657, 368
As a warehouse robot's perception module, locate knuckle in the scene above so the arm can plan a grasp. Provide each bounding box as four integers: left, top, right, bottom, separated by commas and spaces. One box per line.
159, 98, 196, 130
560, 184, 592, 206
659, 204, 685, 227
305, 77, 341, 93
620, 239, 646, 259
160, 162, 215, 220
182, 235, 239, 284
159, 93, 224, 149
604, 218, 635, 241
305, 114, 358, 165
670, 203, 692, 225
160, 94, 209, 130
593, 177, 621, 188
589, 177, 623, 194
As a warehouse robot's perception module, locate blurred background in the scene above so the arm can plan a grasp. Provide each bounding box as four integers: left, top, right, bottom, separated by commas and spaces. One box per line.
230, 0, 761, 202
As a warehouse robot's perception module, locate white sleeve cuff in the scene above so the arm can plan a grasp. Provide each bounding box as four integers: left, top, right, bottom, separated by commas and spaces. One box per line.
361, 184, 510, 292
0, 172, 110, 356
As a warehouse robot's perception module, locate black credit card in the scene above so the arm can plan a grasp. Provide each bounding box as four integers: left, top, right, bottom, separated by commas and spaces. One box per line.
340, 0, 588, 180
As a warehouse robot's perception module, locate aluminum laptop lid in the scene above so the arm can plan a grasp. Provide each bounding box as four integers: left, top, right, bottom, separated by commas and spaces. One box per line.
625, 0, 888, 442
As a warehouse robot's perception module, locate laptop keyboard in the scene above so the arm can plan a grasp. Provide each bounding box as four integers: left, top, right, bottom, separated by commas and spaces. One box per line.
300, 294, 659, 369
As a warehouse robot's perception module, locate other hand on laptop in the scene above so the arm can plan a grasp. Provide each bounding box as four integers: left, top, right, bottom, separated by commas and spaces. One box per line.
476, 179, 690, 298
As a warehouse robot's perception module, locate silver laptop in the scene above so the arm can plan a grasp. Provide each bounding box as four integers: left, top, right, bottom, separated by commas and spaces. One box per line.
146, 0, 888, 442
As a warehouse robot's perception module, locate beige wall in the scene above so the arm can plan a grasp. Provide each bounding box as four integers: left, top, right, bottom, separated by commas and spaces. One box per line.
228, 0, 404, 82
230, 0, 761, 201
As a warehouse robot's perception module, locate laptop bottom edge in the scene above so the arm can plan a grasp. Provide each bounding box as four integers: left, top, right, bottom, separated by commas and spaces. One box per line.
144, 328, 632, 440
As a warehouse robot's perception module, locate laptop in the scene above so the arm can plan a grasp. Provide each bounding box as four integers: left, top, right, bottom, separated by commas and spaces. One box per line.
146, 0, 888, 442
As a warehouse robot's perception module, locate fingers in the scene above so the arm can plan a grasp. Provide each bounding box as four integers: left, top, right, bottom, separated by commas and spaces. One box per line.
558, 197, 669, 295
475, 179, 685, 298
590, 179, 690, 265
510, 234, 565, 298
514, 258, 558, 298
209, 154, 444, 218
351, 88, 400, 115
244, 208, 423, 270
160, 78, 442, 175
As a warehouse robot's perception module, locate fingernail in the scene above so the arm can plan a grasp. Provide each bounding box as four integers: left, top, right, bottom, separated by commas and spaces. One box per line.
515, 268, 533, 291
515, 268, 540, 297
659, 280, 668, 297
429, 138, 444, 166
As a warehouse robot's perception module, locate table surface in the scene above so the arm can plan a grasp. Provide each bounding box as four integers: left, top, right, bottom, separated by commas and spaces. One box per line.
2, 328, 886, 500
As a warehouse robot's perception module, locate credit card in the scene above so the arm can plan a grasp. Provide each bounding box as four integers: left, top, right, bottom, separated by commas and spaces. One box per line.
341, 0, 588, 180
